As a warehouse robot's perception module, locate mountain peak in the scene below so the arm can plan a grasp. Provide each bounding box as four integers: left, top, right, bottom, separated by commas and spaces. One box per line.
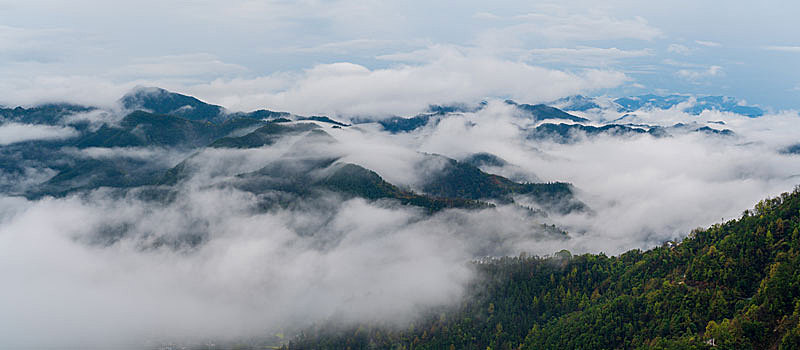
505, 100, 589, 123
120, 86, 225, 122
614, 94, 764, 117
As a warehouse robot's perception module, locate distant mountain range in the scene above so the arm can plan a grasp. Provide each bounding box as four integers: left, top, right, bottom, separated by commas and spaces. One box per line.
4, 87, 797, 349
0, 87, 594, 227
0, 87, 773, 210
551, 93, 764, 117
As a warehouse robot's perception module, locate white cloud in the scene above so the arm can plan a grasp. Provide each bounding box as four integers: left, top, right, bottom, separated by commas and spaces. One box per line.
524, 47, 653, 66
498, 13, 662, 42
63, 146, 192, 168
2, 94, 800, 347
0, 46, 628, 115
667, 43, 691, 55
271, 39, 419, 55
764, 45, 800, 53
111, 53, 247, 79
185, 48, 628, 116
472, 12, 501, 20
0, 75, 134, 108
404, 103, 800, 253
0, 132, 568, 347
676, 65, 724, 81
0, 122, 77, 145
0, 25, 75, 63
662, 58, 705, 68
695, 40, 722, 47
0, 190, 472, 348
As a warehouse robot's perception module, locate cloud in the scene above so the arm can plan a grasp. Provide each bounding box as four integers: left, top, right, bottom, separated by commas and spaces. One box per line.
270, 39, 422, 55
676, 65, 724, 81
0, 25, 72, 63
62, 146, 192, 168
185, 47, 628, 116
472, 12, 501, 20
0, 137, 563, 347
662, 58, 705, 68
0, 45, 627, 116
0, 122, 78, 145
402, 102, 800, 253
497, 13, 663, 42
3, 96, 800, 347
695, 40, 722, 47
0, 190, 459, 347
667, 43, 691, 55
111, 53, 247, 79
524, 47, 653, 66
0, 75, 135, 108
1, 0, 799, 114
763, 45, 800, 53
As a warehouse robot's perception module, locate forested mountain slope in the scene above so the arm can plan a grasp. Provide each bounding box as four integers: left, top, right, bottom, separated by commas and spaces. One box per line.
286, 187, 800, 350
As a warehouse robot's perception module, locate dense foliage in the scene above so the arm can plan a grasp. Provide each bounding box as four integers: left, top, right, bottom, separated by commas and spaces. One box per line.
285, 188, 800, 350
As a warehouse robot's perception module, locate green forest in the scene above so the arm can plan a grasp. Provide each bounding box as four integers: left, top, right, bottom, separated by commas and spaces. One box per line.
284, 187, 800, 350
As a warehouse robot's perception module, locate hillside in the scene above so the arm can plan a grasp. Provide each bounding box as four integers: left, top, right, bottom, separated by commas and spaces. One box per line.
286, 187, 800, 350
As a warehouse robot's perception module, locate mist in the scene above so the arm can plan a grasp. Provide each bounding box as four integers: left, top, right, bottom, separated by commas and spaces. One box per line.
405, 101, 800, 253
1, 97, 800, 348
0, 122, 77, 145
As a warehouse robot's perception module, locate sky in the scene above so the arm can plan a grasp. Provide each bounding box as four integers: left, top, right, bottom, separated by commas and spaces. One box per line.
1, 0, 799, 114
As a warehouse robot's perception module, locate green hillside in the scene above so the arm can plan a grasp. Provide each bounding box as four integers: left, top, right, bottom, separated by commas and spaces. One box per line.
286, 187, 800, 350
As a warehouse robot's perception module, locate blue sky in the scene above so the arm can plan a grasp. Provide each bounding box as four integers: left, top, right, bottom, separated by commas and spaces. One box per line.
0, 0, 798, 114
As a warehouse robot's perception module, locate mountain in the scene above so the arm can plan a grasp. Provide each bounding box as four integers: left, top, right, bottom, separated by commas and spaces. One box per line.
376, 114, 435, 133
549, 95, 602, 112
370, 102, 586, 134
693, 125, 736, 136
228, 109, 293, 121
0, 103, 95, 125
529, 123, 666, 143
169, 125, 579, 215
297, 116, 351, 127
506, 100, 590, 123
549, 94, 765, 118
286, 188, 800, 350
419, 155, 585, 214
5, 87, 797, 349
365, 103, 485, 133
14, 111, 267, 198
209, 122, 321, 149
781, 144, 800, 155
77, 111, 251, 148
314, 162, 489, 212
0, 88, 750, 206
227, 157, 491, 214
615, 94, 764, 117
462, 152, 508, 168
0, 92, 581, 215
120, 86, 227, 122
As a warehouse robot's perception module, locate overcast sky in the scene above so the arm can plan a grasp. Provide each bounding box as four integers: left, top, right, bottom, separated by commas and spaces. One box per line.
1, 0, 799, 113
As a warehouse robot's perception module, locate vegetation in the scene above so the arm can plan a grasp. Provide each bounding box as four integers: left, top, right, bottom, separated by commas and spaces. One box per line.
528, 123, 665, 143
209, 122, 320, 148
285, 187, 800, 350
318, 163, 489, 212
421, 156, 586, 214
505, 100, 589, 123
120, 86, 226, 122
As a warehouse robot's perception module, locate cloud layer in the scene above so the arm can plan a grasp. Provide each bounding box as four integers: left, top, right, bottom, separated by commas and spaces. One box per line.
0, 50, 628, 116
3, 98, 800, 348
0, 122, 77, 145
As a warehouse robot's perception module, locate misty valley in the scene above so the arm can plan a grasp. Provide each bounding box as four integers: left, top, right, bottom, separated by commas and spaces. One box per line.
3, 87, 800, 349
